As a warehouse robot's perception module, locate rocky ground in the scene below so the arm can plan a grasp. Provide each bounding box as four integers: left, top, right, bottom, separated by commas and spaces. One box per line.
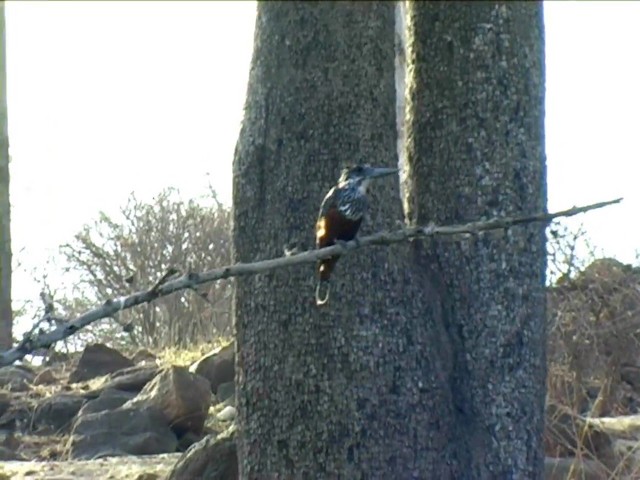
0, 453, 180, 480
0, 342, 237, 479
2, 258, 640, 479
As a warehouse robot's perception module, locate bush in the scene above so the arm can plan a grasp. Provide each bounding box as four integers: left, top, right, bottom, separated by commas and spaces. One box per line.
545, 220, 640, 472
59, 188, 232, 349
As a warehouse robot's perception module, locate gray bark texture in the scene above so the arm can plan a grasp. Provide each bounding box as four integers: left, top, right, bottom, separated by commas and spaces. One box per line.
232, 3, 453, 478
0, 1, 12, 351
404, 2, 547, 478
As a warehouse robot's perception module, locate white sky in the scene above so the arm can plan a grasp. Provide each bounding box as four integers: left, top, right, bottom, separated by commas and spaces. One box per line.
4, 1, 640, 327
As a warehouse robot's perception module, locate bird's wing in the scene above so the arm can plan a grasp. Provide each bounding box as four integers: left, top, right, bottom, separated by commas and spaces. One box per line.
316, 186, 340, 248
317, 186, 340, 220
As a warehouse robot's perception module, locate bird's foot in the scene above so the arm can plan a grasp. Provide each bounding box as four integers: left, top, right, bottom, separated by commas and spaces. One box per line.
335, 239, 349, 250
422, 221, 437, 235
315, 281, 330, 306
335, 238, 361, 250
283, 241, 301, 256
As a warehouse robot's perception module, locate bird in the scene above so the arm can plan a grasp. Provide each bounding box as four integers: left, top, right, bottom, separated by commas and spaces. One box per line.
315, 164, 398, 306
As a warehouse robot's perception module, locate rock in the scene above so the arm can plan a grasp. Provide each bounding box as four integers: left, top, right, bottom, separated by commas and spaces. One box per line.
132, 349, 157, 365
0, 430, 19, 451
0, 396, 32, 431
216, 381, 235, 404
586, 414, 640, 473
0, 445, 25, 461
168, 425, 237, 480
125, 366, 211, 436
78, 388, 136, 417
177, 431, 205, 452
190, 343, 234, 394
544, 457, 608, 480
621, 364, 640, 389
69, 343, 134, 384
68, 404, 178, 460
587, 414, 640, 439
0, 365, 35, 391
0, 391, 10, 418
216, 406, 237, 422
90, 365, 160, 396
135, 474, 160, 480
613, 438, 640, 474
33, 368, 57, 385
544, 402, 616, 466
33, 393, 87, 433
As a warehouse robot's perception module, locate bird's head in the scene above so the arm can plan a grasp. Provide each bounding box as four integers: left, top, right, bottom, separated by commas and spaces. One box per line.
338, 164, 398, 193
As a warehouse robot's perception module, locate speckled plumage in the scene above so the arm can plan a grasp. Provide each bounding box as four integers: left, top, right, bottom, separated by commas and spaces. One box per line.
314, 165, 396, 305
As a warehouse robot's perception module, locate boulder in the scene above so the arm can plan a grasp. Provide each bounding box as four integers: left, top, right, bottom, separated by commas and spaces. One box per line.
68, 404, 177, 460
613, 438, 640, 474
134, 474, 161, 480
125, 366, 211, 436
621, 364, 640, 390
190, 343, 234, 394
33, 393, 86, 433
132, 349, 157, 365
0, 445, 26, 461
78, 388, 136, 417
177, 431, 206, 452
69, 343, 134, 383
33, 368, 57, 385
216, 406, 237, 422
216, 381, 235, 404
0, 396, 32, 431
93, 364, 160, 394
544, 402, 616, 466
589, 414, 640, 438
167, 425, 237, 480
0, 365, 35, 391
544, 457, 608, 480
0, 391, 10, 418
0, 430, 19, 451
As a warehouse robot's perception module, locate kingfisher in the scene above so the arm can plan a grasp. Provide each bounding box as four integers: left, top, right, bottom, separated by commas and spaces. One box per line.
315, 164, 398, 306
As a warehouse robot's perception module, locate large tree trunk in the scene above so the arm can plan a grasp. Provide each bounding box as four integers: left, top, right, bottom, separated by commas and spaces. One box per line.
404, 2, 547, 477
0, 1, 12, 350
232, 3, 453, 477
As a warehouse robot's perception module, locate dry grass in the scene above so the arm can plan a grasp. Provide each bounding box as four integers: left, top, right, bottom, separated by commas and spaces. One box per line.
154, 337, 233, 368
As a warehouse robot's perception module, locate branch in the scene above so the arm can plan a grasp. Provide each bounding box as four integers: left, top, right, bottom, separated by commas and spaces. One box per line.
0, 198, 622, 366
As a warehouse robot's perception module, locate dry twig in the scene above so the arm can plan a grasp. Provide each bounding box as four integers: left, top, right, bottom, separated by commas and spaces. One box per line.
0, 198, 622, 366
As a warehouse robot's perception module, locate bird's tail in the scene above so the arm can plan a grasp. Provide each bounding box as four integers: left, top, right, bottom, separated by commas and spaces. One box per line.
315, 279, 331, 306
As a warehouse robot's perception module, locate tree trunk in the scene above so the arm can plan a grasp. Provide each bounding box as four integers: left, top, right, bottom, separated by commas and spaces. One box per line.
0, 1, 12, 351
233, 3, 454, 478
404, 2, 547, 477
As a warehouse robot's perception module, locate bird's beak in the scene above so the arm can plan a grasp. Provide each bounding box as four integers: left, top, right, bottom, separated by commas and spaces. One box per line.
365, 166, 398, 179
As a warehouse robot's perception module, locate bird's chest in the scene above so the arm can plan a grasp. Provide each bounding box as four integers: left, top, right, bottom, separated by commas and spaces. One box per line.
317, 208, 362, 246
316, 185, 369, 247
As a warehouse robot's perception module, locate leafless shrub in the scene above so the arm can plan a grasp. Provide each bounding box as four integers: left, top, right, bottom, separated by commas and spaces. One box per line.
545, 220, 640, 471
547, 221, 601, 286
58, 187, 232, 349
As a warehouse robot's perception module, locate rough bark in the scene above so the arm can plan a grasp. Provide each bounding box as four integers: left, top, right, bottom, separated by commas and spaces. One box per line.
405, 2, 547, 478
233, 3, 452, 478
0, 1, 12, 350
